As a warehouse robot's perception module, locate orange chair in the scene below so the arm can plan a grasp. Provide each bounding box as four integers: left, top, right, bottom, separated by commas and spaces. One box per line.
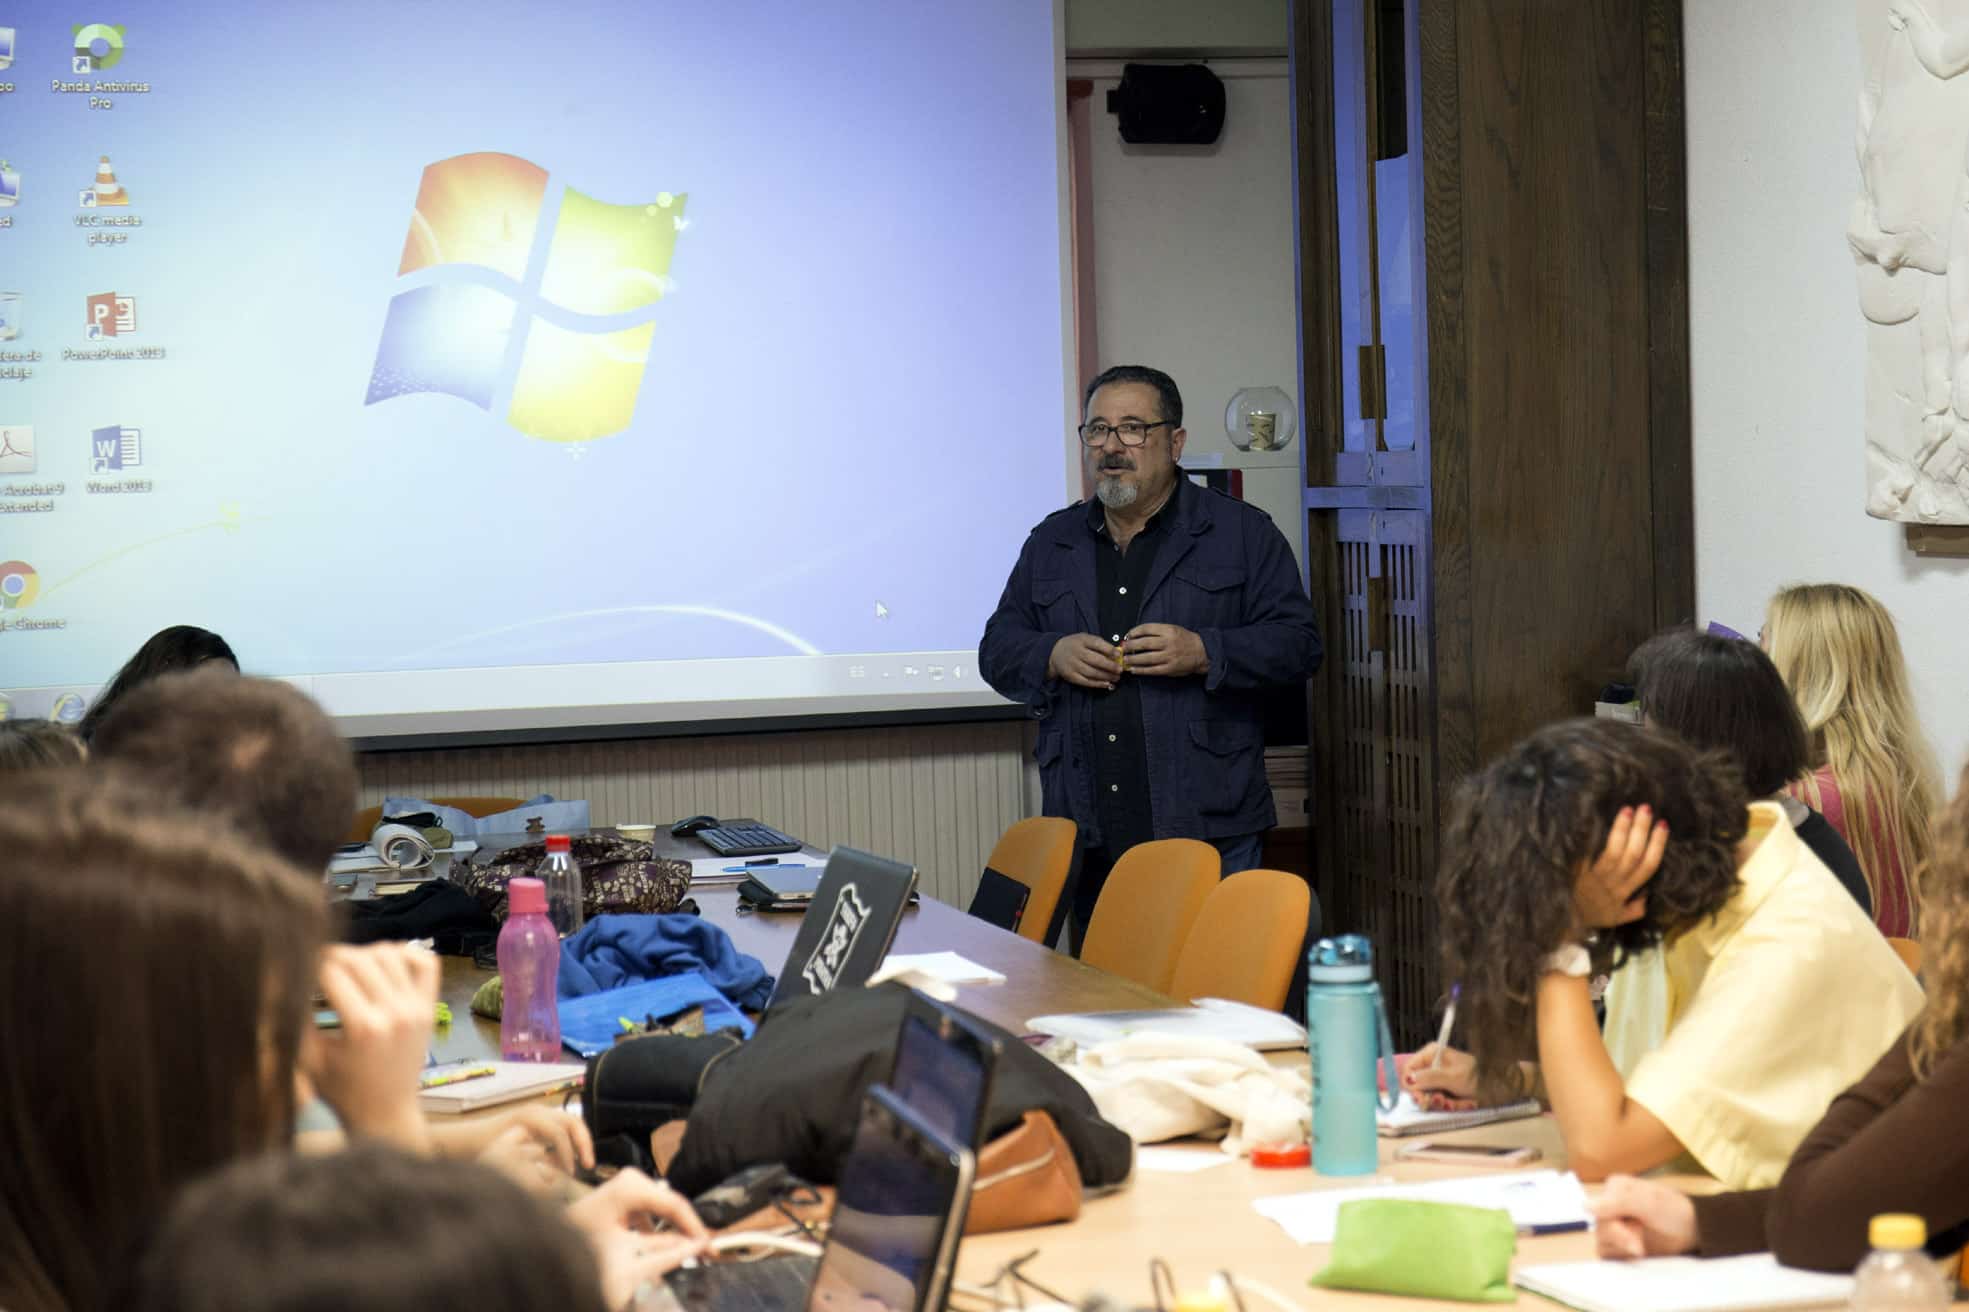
1078, 838, 1221, 994
969, 817, 1077, 944
1166, 869, 1313, 1011
346, 796, 527, 844
1887, 936, 1922, 977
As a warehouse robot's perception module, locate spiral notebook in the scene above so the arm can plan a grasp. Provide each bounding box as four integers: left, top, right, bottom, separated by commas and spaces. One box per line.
1514, 1254, 1852, 1311
1376, 1091, 1543, 1137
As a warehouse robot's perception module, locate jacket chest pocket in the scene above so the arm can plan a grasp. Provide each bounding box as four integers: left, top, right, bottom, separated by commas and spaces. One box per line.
1166, 564, 1244, 627
1187, 719, 1262, 815
1032, 575, 1080, 630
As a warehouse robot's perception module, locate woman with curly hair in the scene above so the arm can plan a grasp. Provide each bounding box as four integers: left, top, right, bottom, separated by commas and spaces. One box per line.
1764, 583, 1940, 937
1593, 762, 1969, 1271
1405, 718, 1922, 1188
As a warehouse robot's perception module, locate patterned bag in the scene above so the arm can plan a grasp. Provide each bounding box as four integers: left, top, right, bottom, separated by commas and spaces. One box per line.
453, 833, 690, 922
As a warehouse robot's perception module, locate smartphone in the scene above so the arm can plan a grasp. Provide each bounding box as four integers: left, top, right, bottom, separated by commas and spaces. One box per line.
1394, 1140, 1541, 1166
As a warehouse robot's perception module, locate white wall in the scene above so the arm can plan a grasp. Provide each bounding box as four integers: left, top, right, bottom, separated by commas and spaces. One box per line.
1081, 61, 1306, 571
1686, 2, 1969, 774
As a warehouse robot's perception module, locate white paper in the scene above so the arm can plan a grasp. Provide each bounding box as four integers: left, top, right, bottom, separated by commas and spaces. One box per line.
1375, 1090, 1543, 1135
1135, 1146, 1237, 1174
871, 951, 1006, 986
1514, 1254, 1852, 1312
1253, 1169, 1591, 1244
1028, 1003, 1306, 1051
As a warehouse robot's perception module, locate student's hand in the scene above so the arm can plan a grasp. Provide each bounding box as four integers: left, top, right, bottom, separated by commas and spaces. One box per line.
1402, 1044, 1480, 1109
1592, 1175, 1698, 1259
1121, 624, 1208, 677
1573, 806, 1668, 930
566, 1170, 711, 1307
308, 943, 440, 1151
431, 1107, 596, 1190
1048, 633, 1121, 690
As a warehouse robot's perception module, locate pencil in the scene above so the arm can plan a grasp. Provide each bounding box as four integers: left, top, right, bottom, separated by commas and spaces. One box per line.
419, 1065, 496, 1090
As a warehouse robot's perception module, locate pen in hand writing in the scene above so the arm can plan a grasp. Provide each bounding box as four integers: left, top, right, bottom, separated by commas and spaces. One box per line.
1427, 983, 1461, 1072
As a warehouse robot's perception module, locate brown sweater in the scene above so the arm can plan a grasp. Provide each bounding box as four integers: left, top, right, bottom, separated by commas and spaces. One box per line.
1691, 1024, 1969, 1270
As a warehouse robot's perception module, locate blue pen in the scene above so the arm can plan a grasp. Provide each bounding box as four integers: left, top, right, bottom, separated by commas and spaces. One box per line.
1519, 1221, 1590, 1237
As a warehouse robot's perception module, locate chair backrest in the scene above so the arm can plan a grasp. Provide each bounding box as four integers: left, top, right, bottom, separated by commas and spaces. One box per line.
971, 817, 1077, 944
345, 796, 529, 844
1887, 936, 1922, 977
1166, 868, 1313, 1011
1079, 838, 1221, 994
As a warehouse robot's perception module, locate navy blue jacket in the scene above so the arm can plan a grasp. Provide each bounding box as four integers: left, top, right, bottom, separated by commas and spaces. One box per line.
979, 482, 1322, 845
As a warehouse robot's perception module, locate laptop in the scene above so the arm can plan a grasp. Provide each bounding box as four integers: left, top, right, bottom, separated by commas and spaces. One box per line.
662, 1083, 976, 1312
889, 992, 1003, 1150
763, 847, 919, 1010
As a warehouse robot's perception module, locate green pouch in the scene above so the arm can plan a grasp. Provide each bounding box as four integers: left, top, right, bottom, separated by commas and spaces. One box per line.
1309, 1199, 1516, 1302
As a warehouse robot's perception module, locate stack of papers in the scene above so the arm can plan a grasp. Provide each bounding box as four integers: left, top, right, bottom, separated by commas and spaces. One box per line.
1514, 1254, 1852, 1311
1028, 998, 1308, 1050
1253, 1169, 1590, 1244
871, 951, 1006, 987
416, 1060, 587, 1114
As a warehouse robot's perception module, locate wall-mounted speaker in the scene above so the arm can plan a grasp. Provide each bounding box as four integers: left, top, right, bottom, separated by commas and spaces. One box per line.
1105, 63, 1227, 145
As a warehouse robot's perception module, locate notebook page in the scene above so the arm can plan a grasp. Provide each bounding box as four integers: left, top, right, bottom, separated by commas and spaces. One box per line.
1514, 1254, 1852, 1312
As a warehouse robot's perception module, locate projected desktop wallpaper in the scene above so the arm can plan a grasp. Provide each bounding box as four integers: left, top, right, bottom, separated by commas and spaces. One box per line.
0, 2, 1069, 720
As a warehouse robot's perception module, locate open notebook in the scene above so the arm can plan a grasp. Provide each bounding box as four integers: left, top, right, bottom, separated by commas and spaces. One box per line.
1514, 1254, 1852, 1311
1376, 1091, 1542, 1137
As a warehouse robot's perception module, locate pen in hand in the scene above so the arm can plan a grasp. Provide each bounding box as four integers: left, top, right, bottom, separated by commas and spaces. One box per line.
1427, 983, 1461, 1072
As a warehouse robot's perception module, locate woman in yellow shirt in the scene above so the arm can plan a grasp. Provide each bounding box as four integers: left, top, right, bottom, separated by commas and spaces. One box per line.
1406, 718, 1923, 1187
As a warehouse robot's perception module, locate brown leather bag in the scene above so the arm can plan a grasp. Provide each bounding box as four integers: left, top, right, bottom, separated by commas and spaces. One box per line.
964, 1109, 1084, 1234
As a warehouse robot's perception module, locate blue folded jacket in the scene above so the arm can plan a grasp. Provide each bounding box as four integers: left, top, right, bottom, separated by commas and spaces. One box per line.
557, 913, 775, 1012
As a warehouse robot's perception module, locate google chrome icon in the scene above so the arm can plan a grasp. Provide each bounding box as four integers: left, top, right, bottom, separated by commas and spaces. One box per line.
0, 561, 38, 610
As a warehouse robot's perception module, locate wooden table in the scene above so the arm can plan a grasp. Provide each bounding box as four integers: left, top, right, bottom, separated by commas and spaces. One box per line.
429, 884, 1638, 1309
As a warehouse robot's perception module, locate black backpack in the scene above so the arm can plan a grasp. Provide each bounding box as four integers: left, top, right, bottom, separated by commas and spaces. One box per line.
583, 983, 1133, 1196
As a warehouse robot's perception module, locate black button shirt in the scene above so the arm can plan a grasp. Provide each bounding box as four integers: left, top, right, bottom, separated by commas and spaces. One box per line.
1087, 479, 1181, 854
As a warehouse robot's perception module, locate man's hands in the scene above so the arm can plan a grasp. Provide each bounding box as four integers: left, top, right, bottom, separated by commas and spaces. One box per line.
1122, 624, 1208, 677
307, 944, 440, 1152
1592, 1175, 1699, 1259
1573, 805, 1668, 932
428, 1107, 596, 1195
1049, 625, 1208, 688
565, 1169, 711, 1308
1048, 634, 1120, 690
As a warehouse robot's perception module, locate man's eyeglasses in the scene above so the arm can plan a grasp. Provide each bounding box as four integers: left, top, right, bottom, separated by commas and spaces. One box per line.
1078, 419, 1172, 448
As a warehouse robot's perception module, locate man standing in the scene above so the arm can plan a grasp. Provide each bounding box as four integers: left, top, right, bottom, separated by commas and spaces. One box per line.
980, 365, 1323, 949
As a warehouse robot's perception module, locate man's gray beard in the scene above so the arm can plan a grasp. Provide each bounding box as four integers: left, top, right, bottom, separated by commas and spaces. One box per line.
1094, 476, 1138, 509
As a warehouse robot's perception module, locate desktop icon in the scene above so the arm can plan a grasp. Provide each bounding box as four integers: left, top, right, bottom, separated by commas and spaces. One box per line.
0, 292, 20, 341
0, 426, 34, 475
0, 560, 38, 611
0, 160, 17, 207
72, 22, 125, 71
0, 26, 15, 71
51, 692, 87, 724
84, 292, 135, 339
90, 425, 140, 472
0, 692, 11, 723
81, 155, 127, 208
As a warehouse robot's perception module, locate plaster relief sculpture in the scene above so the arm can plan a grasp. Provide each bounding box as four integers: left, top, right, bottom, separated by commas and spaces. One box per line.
1856, 0, 1969, 521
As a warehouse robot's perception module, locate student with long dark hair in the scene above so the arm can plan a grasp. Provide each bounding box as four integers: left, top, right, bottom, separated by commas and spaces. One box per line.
1628, 628, 1871, 917
1405, 719, 1922, 1187
1594, 762, 1969, 1270
76, 625, 237, 742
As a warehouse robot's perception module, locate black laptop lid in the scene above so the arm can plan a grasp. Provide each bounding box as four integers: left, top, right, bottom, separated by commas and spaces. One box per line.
964, 866, 1031, 934
769, 846, 918, 1009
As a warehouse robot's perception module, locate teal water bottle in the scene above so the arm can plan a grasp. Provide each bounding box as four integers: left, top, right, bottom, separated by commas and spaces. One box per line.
1308, 935, 1397, 1176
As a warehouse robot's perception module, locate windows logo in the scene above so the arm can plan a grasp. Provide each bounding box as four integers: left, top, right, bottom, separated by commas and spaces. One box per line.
365, 152, 686, 444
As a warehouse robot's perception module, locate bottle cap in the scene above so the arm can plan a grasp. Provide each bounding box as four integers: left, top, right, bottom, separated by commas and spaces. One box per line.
1868, 1213, 1926, 1250
545, 834, 572, 854
508, 877, 547, 915
1249, 1142, 1311, 1169
1308, 934, 1375, 983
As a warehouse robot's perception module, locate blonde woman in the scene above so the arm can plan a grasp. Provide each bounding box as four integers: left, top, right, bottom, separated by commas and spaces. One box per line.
1592, 761, 1969, 1271
1764, 583, 1940, 937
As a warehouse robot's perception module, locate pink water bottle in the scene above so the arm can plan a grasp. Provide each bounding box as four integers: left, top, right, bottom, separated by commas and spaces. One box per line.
498, 877, 561, 1062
